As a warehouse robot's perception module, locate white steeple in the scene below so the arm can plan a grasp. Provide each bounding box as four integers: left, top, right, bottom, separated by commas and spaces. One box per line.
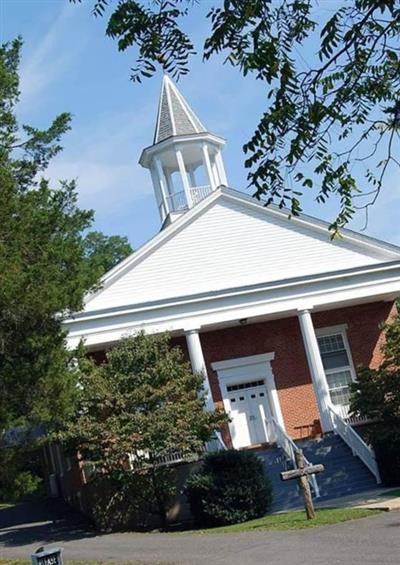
139, 75, 228, 226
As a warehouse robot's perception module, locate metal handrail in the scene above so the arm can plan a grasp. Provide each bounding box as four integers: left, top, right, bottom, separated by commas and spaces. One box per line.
267, 417, 320, 497
328, 404, 381, 484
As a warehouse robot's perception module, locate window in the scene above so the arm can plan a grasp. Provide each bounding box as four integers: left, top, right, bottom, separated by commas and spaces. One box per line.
226, 379, 265, 392
317, 331, 354, 407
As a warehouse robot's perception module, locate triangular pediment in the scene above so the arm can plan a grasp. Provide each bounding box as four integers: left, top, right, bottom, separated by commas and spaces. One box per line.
84, 189, 400, 313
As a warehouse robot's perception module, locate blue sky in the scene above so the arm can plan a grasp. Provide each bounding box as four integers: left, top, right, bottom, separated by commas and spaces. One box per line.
1, 0, 398, 249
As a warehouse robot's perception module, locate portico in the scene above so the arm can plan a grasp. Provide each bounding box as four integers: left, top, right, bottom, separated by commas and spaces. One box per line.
179, 301, 373, 448
182, 307, 335, 449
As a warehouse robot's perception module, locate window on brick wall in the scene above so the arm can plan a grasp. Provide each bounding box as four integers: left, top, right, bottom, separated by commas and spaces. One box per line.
316, 330, 355, 407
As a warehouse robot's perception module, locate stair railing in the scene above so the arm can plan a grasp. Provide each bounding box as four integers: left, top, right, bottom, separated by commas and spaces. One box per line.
206, 431, 228, 452
266, 417, 320, 498
328, 404, 381, 484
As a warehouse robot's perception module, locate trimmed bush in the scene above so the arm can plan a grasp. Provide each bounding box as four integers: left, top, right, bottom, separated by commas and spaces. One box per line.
185, 449, 273, 527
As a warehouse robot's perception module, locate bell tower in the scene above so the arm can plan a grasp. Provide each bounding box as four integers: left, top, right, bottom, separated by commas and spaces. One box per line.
139, 75, 228, 225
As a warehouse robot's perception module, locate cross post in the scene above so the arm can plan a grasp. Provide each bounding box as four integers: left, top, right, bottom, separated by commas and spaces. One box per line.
280, 449, 324, 520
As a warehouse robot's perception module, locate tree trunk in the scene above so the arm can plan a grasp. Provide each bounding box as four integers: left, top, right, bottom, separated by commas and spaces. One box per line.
150, 464, 168, 530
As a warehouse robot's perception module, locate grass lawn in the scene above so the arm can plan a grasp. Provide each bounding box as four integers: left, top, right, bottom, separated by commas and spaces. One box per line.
190, 507, 382, 533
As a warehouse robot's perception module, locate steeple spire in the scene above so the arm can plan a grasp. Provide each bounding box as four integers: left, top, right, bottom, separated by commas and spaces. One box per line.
154, 75, 207, 144
139, 76, 228, 227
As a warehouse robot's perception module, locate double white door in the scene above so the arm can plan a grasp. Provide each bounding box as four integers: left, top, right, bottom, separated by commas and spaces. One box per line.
226, 380, 272, 449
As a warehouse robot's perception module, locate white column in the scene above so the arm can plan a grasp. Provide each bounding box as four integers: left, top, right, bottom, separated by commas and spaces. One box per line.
264, 371, 285, 431
215, 151, 228, 186
297, 309, 333, 432
154, 158, 170, 215
185, 329, 214, 411
202, 143, 216, 190
176, 148, 192, 208
150, 166, 166, 221
211, 158, 220, 188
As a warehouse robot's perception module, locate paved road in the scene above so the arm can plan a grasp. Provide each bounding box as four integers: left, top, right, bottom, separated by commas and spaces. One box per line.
1, 502, 399, 565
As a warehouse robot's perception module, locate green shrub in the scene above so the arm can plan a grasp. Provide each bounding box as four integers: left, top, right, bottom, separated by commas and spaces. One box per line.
12, 472, 43, 501
349, 312, 400, 487
0, 447, 43, 503
185, 450, 273, 527
373, 435, 400, 486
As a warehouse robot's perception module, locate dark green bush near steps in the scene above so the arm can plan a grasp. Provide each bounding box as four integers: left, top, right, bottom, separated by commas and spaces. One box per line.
373, 435, 400, 486
184, 450, 273, 527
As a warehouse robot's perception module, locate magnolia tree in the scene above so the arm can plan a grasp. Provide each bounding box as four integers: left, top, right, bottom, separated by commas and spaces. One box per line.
62, 332, 225, 529
350, 309, 400, 485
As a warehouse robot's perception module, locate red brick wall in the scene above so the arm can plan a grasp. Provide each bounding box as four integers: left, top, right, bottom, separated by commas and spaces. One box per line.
313, 301, 396, 370
171, 301, 396, 441
89, 301, 396, 442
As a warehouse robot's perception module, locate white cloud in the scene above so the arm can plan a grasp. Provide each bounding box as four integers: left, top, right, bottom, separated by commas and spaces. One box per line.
47, 158, 148, 201
358, 173, 400, 245
45, 106, 156, 217
19, 3, 85, 110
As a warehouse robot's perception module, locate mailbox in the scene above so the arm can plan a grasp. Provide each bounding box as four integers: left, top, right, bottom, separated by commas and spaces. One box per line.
32, 547, 63, 565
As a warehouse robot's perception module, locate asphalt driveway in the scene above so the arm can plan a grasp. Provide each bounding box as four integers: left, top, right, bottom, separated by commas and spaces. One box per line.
1, 501, 399, 565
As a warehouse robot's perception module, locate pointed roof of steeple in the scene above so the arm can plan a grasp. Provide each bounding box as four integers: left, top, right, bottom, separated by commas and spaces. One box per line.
153, 75, 207, 144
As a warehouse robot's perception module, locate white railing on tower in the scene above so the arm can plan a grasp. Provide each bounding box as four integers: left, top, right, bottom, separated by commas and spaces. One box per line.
166, 185, 213, 212
167, 190, 187, 212
328, 404, 381, 484
266, 417, 320, 498
190, 185, 212, 204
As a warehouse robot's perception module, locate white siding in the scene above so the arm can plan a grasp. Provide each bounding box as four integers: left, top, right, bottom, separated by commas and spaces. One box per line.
85, 198, 393, 312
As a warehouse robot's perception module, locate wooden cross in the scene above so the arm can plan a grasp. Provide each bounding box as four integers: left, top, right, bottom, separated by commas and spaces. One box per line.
280, 449, 324, 520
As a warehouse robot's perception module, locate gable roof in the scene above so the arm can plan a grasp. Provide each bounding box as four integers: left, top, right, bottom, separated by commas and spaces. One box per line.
82, 187, 400, 315
153, 76, 207, 144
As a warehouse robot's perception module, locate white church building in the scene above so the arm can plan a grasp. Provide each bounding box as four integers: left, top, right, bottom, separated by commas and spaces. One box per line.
54, 76, 400, 507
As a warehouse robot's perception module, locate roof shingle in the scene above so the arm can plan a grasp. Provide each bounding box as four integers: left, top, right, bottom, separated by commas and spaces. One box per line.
153, 75, 207, 144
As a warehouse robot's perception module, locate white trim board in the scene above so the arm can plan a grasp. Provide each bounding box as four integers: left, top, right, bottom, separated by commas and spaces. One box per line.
65, 267, 400, 349
212, 353, 275, 372
212, 352, 285, 431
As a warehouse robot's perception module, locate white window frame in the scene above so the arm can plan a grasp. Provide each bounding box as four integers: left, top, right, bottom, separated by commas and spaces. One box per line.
315, 324, 357, 407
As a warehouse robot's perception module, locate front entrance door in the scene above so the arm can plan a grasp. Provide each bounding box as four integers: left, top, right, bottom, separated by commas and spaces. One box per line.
225, 379, 272, 449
